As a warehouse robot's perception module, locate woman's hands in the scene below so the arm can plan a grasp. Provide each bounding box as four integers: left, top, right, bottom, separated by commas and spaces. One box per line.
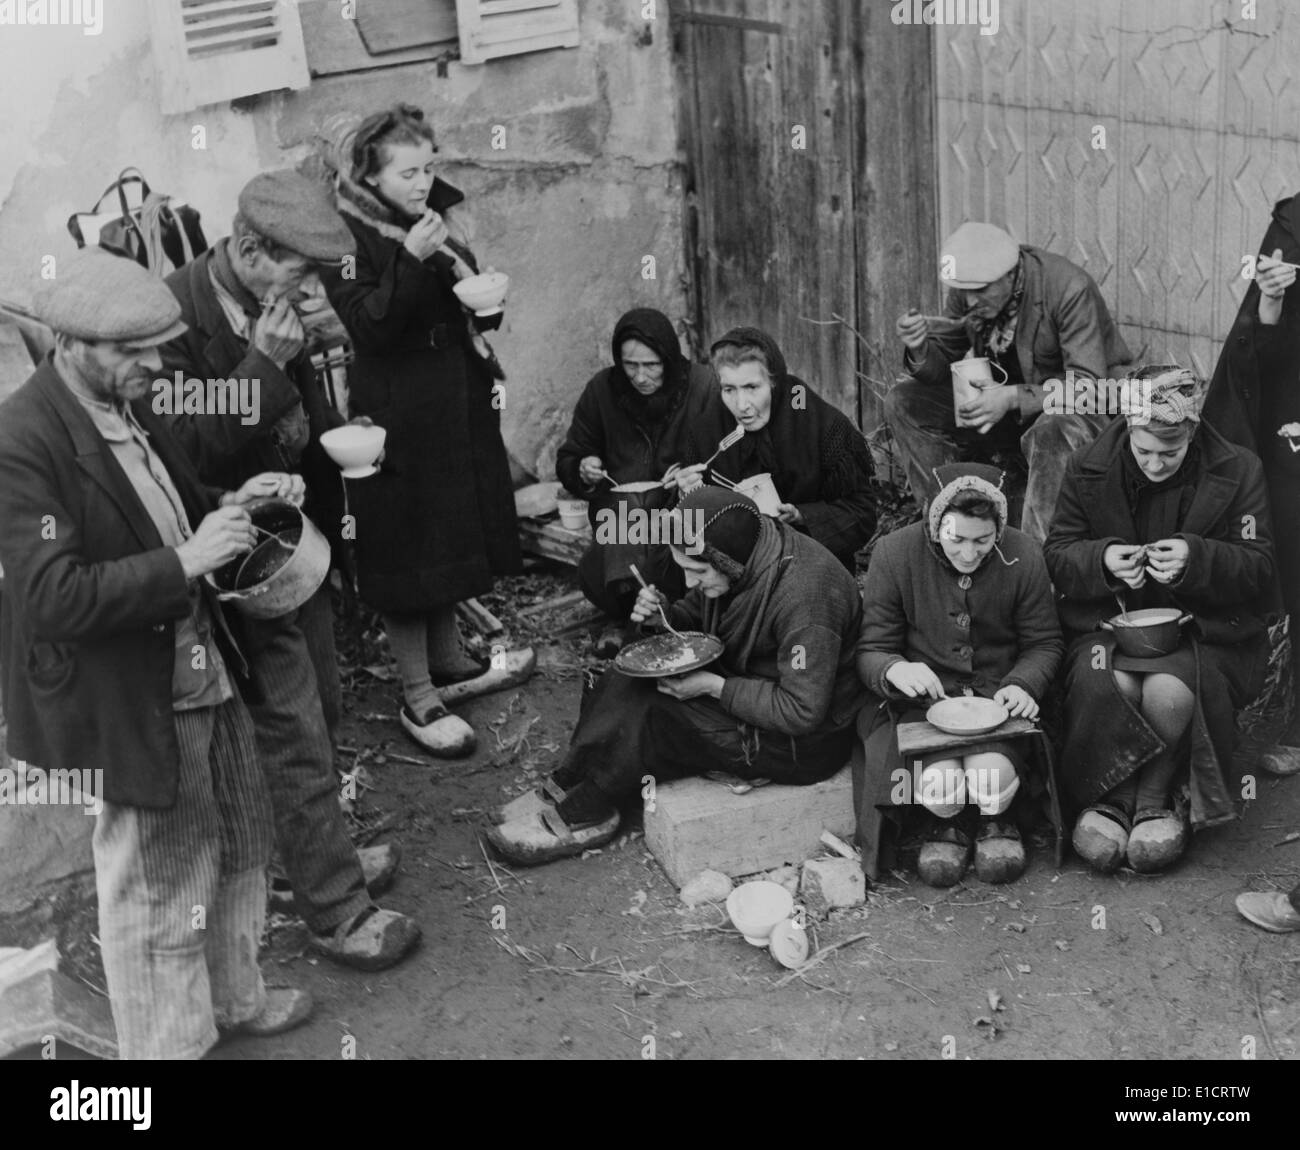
1257, 248, 1296, 325
1144, 538, 1189, 584
994, 684, 1039, 720
664, 462, 707, 493
657, 670, 725, 700
1105, 539, 1189, 587
884, 660, 947, 701
1104, 543, 1148, 589
776, 502, 803, 525
578, 455, 606, 487
403, 210, 449, 262
629, 584, 667, 626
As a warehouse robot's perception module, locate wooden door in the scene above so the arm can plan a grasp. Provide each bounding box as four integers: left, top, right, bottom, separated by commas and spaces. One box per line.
672, 0, 937, 429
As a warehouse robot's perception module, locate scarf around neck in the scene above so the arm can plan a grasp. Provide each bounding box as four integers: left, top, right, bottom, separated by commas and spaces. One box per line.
698, 516, 794, 674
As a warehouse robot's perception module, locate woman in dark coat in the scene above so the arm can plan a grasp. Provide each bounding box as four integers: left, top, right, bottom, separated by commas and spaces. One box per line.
1044, 370, 1276, 873
672, 327, 878, 570
487, 486, 867, 866
852, 464, 1063, 887
322, 104, 531, 757
1204, 194, 1300, 776
554, 308, 714, 652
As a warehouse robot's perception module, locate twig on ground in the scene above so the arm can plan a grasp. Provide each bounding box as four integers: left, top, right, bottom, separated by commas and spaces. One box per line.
476, 834, 505, 895
1247, 966, 1282, 1061
881, 975, 939, 1006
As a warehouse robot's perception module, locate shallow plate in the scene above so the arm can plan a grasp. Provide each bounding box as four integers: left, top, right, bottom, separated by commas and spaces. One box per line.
926, 696, 1009, 737
513, 480, 563, 519
614, 631, 724, 678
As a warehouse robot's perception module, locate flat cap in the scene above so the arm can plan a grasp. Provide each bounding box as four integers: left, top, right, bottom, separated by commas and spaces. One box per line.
32, 249, 186, 347
940, 222, 1021, 288
238, 170, 355, 264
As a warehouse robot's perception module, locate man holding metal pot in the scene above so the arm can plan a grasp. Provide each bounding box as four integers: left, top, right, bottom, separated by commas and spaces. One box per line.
157, 171, 420, 972
0, 251, 314, 1056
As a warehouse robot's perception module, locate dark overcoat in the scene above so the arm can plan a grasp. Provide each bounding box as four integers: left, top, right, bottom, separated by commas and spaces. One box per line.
321, 186, 520, 612
0, 361, 254, 809
1042, 420, 1276, 826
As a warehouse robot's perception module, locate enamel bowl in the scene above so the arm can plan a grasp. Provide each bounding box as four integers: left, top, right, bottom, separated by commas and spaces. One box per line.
726, 881, 794, 947
320, 424, 386, 479
453, 271, 509, 315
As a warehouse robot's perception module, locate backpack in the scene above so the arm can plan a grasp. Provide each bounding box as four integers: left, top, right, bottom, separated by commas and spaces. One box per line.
67, 167, 207, 276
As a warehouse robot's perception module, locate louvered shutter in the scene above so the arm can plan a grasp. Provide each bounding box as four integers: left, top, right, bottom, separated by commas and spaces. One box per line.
149, 0, 310, 114
454, 0, 580, 66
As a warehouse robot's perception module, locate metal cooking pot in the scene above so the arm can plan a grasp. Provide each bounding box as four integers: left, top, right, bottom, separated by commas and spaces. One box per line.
1101, 607, 1193, 658
208, 497, 330, 619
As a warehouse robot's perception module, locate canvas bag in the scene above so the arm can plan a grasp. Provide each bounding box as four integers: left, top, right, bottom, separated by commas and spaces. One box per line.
67, 167, 207, 276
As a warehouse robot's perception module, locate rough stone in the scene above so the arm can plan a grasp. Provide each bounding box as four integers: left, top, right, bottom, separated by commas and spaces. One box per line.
800, 857, 866, 918
678, 869, 733, 907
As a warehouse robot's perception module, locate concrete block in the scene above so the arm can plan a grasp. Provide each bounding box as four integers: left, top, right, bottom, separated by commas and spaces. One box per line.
644, 768, 855, 887
801, 858, 866, 918
0, 968, 118, 1060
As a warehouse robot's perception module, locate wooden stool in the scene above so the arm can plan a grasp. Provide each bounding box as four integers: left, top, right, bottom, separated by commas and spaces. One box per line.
896, 717, 1066, 867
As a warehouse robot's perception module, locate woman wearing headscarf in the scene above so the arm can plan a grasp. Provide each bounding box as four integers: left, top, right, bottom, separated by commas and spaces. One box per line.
321, 104, 533, 758
1044, 368, 1277, 874
487, 486, 868, 866
1204, 195, 1300, 778
554, 308, 714, 653
672, 327, 878, 570
852, 464, 1063, 887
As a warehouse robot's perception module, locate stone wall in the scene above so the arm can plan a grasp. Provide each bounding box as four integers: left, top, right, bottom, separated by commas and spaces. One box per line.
0, 1, 685, 915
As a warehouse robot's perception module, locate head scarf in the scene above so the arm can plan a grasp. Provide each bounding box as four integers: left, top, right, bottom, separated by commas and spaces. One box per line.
695, 327, 875, 519
1120, 365, 1202, 428
672, 485, 763, 580
927, 462, 1008, 543
609, 308, 691, 425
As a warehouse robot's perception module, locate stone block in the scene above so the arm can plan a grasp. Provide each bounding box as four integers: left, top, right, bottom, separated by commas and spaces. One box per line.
0, 968, 117, 1060
800, 857, 866, 918
644, 768, 855, 887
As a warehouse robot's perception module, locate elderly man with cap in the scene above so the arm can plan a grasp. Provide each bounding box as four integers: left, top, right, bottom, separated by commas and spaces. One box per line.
157, 169, 420, 971
0, 250, 313, 1056
888, 222, 1132, 540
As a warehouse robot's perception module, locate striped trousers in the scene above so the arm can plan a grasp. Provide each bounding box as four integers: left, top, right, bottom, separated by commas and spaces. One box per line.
92, 697, 274, 1060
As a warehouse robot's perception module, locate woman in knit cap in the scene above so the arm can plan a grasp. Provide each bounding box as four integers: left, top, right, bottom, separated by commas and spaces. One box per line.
671, 327, 878, 571
321, 104, 533, 759
853, 463, 1063, 888
1044, 368, 1277, 874
487, 485, 868, 866
555, 308, 715, 655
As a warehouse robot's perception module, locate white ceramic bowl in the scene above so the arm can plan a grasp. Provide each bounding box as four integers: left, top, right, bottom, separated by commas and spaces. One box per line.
453, 271, 510, 315
736, 472, 781, 517
320, 424, 386, 478
726, 881, 794, 946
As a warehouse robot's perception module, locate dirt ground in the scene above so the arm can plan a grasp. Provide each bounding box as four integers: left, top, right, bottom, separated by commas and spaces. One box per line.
197, 570, 1300, 1063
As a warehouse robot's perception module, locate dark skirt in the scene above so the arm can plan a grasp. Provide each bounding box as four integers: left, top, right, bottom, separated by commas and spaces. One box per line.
562, 667, 852, 804
1060, 631, 1267, 827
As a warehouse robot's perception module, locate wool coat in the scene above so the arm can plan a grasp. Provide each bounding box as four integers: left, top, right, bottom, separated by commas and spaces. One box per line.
1042, 419, 1276, 826
850, 493, 1063, 877
0, 361, 254, 809
321, 178, 520, 612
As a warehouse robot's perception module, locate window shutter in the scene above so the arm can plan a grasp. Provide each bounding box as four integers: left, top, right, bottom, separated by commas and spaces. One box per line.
149, 0, 310, 114
454, 0, 579, 66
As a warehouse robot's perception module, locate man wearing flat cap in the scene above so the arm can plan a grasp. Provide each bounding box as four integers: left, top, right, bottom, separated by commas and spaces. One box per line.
0, 250, 314, 1056
157, 169, 420, 971
888, 222, 1132, 541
